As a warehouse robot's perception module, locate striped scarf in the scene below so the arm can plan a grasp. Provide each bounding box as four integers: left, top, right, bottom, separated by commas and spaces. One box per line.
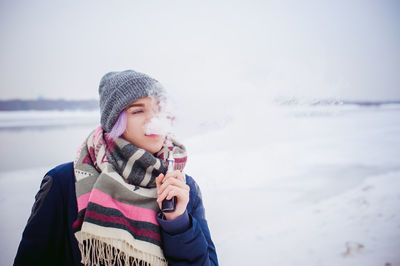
73, 126, 187, 266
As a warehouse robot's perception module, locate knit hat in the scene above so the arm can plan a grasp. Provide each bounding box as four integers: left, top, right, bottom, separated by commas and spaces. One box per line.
98, 70, 164, 132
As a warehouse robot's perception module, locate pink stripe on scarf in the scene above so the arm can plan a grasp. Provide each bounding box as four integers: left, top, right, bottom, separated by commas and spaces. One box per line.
77, 192, 90, 211
79, 188, 158, 225
174, 157, 187, 163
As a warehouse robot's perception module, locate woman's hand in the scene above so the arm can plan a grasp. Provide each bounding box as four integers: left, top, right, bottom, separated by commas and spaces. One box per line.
156, 170, 190, 220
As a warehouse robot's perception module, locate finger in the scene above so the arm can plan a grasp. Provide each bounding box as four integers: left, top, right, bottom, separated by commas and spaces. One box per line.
175, 170, 185, 182
164, 188, 187, 201
164, 170, 184, 182
155, 173, 164, 188
158, 178, 190, 196
161, 176, 185, 188
157, 185, 187, 203
164, 187, 189, 203
157, 185, 178, 203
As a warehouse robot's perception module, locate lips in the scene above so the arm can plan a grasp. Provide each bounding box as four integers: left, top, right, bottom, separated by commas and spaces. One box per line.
145, 134, 159, 138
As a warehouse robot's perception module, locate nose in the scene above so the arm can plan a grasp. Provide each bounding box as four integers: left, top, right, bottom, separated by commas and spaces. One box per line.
145, 108, 156, 122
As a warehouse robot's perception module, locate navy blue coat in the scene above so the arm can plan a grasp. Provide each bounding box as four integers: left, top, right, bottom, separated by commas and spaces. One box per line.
14, 162, 218, 266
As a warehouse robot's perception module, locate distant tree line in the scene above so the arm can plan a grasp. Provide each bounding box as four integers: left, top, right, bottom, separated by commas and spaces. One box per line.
275, 97, 400, 106
0, 99, 99, 111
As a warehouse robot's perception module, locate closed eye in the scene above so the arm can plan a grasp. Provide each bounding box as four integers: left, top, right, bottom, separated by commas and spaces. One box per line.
131, 109, 144, 114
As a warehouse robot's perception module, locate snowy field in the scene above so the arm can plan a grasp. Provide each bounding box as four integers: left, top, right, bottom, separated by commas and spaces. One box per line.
0, 103, 399, 266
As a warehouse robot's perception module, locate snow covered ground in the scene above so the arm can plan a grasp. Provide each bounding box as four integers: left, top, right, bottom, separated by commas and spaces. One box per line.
0, 103, 399, 265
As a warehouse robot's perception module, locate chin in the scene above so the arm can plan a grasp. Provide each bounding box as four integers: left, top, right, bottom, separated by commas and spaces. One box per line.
144, 142, 164, 154
147, 146, 162, 154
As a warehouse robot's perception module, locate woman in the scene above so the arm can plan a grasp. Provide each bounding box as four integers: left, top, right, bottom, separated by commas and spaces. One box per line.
14, 70, 218, 266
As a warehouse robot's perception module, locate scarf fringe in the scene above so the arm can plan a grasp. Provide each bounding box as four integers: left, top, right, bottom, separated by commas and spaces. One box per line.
77, 233, 168, 266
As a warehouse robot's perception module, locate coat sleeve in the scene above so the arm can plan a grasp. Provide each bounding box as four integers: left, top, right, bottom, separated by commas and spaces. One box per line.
157, 177, 219, 266
14, 174, 66, 265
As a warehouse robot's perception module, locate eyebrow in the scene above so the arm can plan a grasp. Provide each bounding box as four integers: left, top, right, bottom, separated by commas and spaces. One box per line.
127, 103, 145, 109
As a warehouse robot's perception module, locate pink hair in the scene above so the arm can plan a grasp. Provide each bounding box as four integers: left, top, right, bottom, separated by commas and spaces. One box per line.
108, 111, 127, 138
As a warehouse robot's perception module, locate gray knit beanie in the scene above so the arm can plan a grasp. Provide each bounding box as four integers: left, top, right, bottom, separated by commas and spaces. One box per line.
98, 70, 164, 132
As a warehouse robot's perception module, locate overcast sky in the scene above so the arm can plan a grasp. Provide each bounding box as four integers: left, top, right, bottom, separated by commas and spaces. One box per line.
0, 0, 399, 102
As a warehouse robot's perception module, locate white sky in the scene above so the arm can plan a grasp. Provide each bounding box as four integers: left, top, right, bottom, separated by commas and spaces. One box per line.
0, 0, 399, 102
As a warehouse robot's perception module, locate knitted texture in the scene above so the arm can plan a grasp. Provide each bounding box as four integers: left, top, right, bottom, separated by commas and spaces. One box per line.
73, 126, 187, 265
99, 70, 164, 132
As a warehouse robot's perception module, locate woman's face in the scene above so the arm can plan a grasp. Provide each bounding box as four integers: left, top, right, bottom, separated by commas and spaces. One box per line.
122, 97, 165, 154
